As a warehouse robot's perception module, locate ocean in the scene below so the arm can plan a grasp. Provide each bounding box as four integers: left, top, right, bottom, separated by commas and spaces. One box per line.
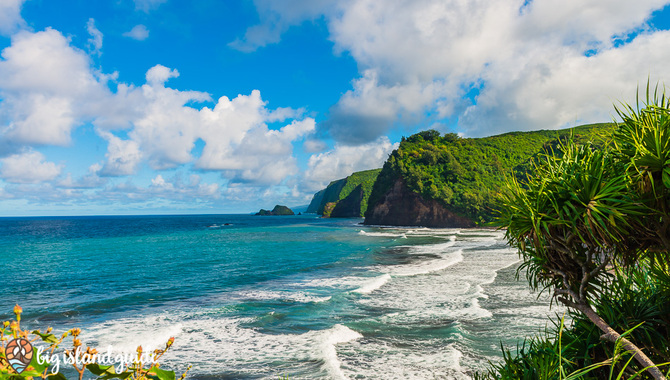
0, 214, 558, 379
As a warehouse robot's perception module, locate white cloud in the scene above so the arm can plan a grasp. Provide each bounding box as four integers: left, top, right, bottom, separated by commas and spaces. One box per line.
123, 24, 149, 41
195, 91, 315, 184
86, 18, 103, 56
0, 0, 25, 36
58, 164, 107, 189
98, 131, 143, 176
325, 69, 444, 144
145, 64, 179, 85
134, 0, 167, 13
88, 65, 313, 184
117, 68, 210, 170
240, 0, 670, 141
460, 29, 670, 135
303, 138, 328, 153
0, 150, 61, 184
149, 173, 220, 199
0, 28, 112, 148
323, 0, 670, 139
303, 137, 397, 191
0, 22, 323, 207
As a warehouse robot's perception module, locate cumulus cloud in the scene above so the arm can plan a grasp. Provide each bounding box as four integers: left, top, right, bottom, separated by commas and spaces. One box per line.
86, 18, 103, 56
0, 26, 315, 188
145, 64, 179, 85
94, 65, 312, 185
0, 28, 112, 148
0, 17, 319, 206
303, 137, 397, 191
0, 150, 61, 184
195, 91, 315, 184
0, 0, 25, 36
240, 0, 670, 141
460, 29, 670, 135
325, 70, 444, 144
324, 0, 670, 139
97, 131, 143, 176
114, 67, 210, 170
123, 24, 149, 41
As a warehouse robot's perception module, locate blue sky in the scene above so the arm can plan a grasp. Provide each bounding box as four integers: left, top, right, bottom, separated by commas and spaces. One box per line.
0, 0, 669, 216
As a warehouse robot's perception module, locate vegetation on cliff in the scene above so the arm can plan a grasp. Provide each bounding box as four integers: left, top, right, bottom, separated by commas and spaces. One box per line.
366, 124, 612, 225
306, 169, 381, 217
256, 205, 294, 216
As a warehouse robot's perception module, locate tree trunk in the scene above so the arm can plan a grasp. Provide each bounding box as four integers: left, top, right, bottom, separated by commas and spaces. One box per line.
574, 302, 667, 380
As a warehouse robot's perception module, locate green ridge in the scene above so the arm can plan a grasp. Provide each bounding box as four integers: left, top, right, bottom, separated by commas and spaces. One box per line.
365, 123, 614, 224
306, 168, 382, 216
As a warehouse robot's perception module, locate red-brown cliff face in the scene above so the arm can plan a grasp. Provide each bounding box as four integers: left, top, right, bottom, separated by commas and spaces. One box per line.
364, 179, 475, 228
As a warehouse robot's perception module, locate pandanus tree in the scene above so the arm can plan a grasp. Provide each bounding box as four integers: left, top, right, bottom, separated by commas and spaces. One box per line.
498, 86, 670, 379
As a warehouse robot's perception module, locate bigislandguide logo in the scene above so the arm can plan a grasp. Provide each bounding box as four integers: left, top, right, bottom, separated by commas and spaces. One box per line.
1, 304, 190, 380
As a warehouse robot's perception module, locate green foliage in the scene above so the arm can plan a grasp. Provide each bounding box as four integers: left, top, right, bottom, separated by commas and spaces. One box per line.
366, 125, 613, 224
309, 169, 381, 217
340, 169, 381, 215
321, 202, 336, 218
498, 141, 640, 294
489, 84, 670, 379
476, 263, 670, 379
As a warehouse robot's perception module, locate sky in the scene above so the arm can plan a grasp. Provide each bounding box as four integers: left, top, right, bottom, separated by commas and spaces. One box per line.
0, 0, 670, 216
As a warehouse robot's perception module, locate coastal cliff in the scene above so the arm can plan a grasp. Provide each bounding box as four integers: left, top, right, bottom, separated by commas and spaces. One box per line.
362, 124, 611, 227
306, 169, 380, 217
365, 179, 475, 227
306, 124, 611, 227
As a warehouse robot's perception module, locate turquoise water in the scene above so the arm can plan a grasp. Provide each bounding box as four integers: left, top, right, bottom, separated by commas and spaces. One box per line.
0, 215, 556, 379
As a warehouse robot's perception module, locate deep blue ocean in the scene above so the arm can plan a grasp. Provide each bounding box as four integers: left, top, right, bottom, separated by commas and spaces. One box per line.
0, 214, 557, 379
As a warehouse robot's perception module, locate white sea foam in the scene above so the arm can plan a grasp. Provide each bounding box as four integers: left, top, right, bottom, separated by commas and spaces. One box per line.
337, 341, 466, 380
82, 315, 185, 353
293, 276, 373, 289
320, 325, 363, 380
405, 228, 460, 237
389, 249, 463, 277
358, 230, 407, 239
82, 311, 364, 379
78, 226, 554, 378
235, 290, 332, 303
352, 273, 392, 294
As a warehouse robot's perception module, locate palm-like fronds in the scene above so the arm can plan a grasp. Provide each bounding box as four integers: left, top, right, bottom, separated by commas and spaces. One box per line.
492, 83, 670, 379
613, 82, 670, 258
498, 140, 639, 296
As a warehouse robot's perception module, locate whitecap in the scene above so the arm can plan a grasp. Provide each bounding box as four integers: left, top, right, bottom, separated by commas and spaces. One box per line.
320, 324, 363, 380
389, 249, 464, 277
352, 273, 392, 294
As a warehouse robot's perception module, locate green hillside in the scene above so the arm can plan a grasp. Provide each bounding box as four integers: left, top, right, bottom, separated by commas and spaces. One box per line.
366, 123, 614, 224
306, 168, 381, 217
